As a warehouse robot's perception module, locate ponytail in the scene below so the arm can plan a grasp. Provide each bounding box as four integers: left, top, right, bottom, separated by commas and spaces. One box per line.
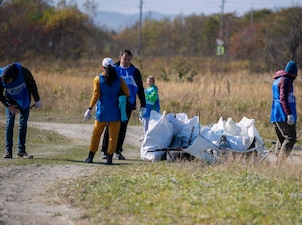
104, 65, 118, 86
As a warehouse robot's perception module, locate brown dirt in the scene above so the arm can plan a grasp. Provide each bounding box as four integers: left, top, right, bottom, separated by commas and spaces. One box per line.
0, 122, 144, 225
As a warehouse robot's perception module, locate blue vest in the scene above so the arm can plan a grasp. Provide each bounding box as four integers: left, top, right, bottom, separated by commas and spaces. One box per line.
2, 63, 30, 109
114, 65, 138, 105
96, 75, 121, 122
270, 77, 297, 123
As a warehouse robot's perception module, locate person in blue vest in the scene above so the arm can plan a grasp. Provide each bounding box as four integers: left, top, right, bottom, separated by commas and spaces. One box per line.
0, 63, 41, 159
270, 61, 298, 165
83, 57, 130, 165
100, 50, 146, 160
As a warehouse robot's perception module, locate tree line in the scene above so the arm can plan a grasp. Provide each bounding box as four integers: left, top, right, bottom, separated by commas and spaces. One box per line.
0, 0, 301, 72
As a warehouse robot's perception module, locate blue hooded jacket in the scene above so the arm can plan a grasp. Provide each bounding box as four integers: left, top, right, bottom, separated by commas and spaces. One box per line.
270, 61, 297, 123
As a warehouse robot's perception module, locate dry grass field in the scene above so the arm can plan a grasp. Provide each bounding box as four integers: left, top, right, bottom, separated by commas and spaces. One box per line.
0, 57, 297, 147
24, 59, 302, 148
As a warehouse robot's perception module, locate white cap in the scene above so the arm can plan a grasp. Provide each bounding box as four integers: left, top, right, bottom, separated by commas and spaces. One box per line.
102, 57, 114, 68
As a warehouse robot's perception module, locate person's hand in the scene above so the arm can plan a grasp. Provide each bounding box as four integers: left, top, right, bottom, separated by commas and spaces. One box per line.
33, 100, 42, 108
287, 114, 295, 125
83, 108, 92, 122
8, 105, 19, 115
139, 107, 146, 118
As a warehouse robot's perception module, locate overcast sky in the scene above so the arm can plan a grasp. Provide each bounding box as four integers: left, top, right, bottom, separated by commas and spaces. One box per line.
56, 0, 299, 16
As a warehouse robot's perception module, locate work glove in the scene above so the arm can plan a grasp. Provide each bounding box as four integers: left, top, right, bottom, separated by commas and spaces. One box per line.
83, 108, 92, 122
139, 107, 146, 123
287, 114, 295, 125
139, 107, 146, 117
30, 100, 42, 109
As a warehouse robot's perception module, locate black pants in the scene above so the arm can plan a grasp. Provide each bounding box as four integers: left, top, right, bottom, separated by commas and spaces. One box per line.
274, 122, 296, 161
102, 102, 133, 154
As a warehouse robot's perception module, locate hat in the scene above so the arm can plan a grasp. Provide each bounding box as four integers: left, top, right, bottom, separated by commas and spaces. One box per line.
285, 61, 297, 75
102, 57, 114, 68
2, 64, 17, 82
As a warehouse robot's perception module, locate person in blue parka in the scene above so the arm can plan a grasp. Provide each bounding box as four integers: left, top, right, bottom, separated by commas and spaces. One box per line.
0, 63, 41, 159
270, 61, 298, 165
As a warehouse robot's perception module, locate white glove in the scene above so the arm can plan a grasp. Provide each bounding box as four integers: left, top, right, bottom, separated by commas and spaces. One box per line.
287, 114, 295, 125
139, 107, 146, 122
30, 100, 42, 109
83, 108, 92, 122
139, 107, 146, 118
34, 100, 42, 108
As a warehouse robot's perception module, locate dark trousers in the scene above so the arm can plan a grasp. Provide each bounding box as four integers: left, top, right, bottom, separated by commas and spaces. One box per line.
5, 106, 30, 154
102, 102, 133, 154
274, 122, 296, 162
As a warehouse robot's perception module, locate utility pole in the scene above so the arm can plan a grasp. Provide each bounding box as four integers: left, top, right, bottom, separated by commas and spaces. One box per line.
138, 0, 143, 56
219, 0, 225, 40
250, 2, 254, 23
216, 0, 225, 56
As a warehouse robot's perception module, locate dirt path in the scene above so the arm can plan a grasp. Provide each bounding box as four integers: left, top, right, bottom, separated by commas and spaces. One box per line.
0, 164, 91, 225
0, 122, 144, 225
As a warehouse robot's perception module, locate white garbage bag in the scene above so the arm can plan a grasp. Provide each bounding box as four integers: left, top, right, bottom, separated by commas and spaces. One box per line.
141, 111, 173, 162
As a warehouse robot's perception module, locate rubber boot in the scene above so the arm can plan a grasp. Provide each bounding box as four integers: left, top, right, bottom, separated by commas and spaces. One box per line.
106, 154, 113, 165
3, 150, 12, 158
85, 151, 95, 163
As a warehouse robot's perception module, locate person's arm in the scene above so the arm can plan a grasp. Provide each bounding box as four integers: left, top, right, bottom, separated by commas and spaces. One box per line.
0, 83, 11, 107
89, 75, 101, 108
120, 77, 130, 97
145, 86, 158, 103
23, 67, 40, 102
279, 77, 292, 115
134, 68, 146, 108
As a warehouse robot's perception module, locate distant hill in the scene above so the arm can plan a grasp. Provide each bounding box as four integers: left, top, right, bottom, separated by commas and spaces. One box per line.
94, 10, 178, 32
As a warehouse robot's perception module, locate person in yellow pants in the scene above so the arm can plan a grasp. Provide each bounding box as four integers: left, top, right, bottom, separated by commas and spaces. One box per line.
83, 57, 129, 165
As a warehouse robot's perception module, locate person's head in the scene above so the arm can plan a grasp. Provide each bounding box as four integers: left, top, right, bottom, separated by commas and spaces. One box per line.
101, 57, 117, 86
147, 76, 155, 86
285, 61, 298, 76
1, 64, 17, 84
119, 50, 132, 68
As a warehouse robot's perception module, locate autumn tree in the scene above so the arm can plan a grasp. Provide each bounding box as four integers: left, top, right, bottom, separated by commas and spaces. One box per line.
264, 6, 302, 69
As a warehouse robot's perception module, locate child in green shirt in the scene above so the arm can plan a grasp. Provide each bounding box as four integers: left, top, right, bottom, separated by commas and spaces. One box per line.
141, 76, 160, 134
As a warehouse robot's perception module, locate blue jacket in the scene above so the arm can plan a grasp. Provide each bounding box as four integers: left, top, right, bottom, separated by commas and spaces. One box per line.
1, 63, 30, 109
270, 70, 297, 123
96, 75, 121, 122
114, 63, 146, 110
0, 63, 40, 109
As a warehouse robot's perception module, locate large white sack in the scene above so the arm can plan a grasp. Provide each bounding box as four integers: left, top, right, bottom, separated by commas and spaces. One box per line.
175, 116, 199, 148
141, 111, 173, 162
204, 116, 264, 152
166, 113, 185, 136
237, 116, 264, 149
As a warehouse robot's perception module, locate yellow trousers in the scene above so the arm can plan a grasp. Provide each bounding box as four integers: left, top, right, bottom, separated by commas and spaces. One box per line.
89, 120, 120, 155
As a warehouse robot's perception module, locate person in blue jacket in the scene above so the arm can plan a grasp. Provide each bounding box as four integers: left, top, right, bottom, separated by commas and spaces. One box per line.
83, 57, 129, 165
101, 50, 146, 160
270, 61, 298, 165
0, 63, 41, 159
